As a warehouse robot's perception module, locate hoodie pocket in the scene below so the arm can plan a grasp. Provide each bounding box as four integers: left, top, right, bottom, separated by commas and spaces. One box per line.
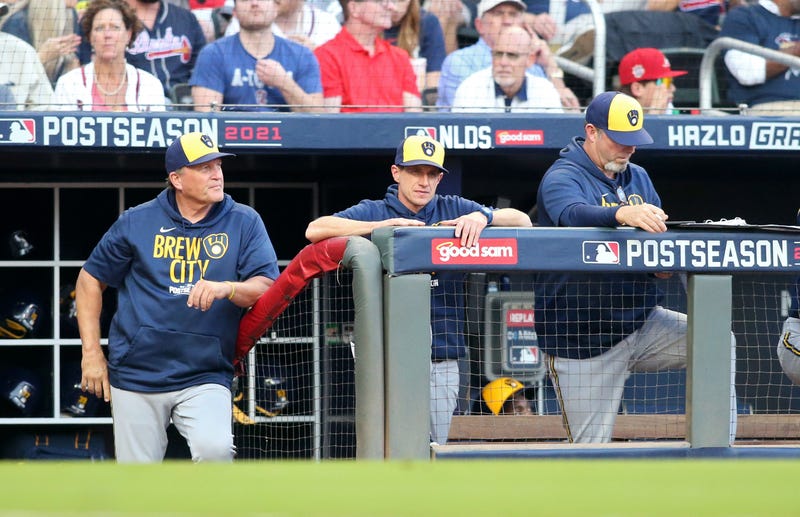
114, 326, 224, 383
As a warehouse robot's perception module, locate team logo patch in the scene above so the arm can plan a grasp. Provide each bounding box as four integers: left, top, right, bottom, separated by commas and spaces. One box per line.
421, 141, 435, 157
632, 64, 645, 80
0, 118, 35, 143
202, 233, 229, 259
627, 109, 640, 127
200, 134, 214, 148
582, 241, 620, 264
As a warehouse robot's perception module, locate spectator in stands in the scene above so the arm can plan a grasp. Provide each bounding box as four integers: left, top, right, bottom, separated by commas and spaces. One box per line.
54, 0, 166, 111
554, 1, 722, 65
617, 47, 687, 114
223, 0, 340, 49
273, 0, 340, 49
314, 0, 422, 112
0, 32, 56, 109
108, 0, 206, 100
437, 0, 577, 111
480, 377, 533, 415
305, 135, 532, 444
384, 0, 446, 106
76, 131, 278, 462
719, 0, 800, 115
0, 85, 14, 108
423, 0, 469, 54
0, 0, 81, 86
185, 0, 227, 42
452, 24, 562, 112
190, 0, 323, 112
534, 91, 738, 443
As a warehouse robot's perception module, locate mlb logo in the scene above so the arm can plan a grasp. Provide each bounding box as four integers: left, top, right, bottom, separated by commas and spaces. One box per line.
0, 118, 35, 144
404, 126, 436, 139
510, 345, 540, 366
583, 241, 620, 264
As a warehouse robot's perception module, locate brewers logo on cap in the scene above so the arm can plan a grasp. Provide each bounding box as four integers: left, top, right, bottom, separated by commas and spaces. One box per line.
585, 91, 653, 147
165, 132, 236, 173
394, 135, 448, 173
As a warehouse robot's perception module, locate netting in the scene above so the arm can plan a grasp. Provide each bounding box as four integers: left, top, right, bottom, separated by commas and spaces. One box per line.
1, 0, 797, 114
234, 270, 357, 460
232, 262, 800, 457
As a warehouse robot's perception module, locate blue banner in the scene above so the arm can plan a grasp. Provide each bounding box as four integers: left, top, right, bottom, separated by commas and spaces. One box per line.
1, 112, 798, 153
373, 226, 800, 274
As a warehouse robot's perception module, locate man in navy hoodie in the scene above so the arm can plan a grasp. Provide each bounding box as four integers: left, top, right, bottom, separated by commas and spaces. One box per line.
535, 91, 738, 444
305, 134, 532, 444
76, 132, 279, 463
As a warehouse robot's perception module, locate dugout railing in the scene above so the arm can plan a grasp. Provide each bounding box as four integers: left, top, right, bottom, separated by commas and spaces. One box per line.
371, 225, 800, 459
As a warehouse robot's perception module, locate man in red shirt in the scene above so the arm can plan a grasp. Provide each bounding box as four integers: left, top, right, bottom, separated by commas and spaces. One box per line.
314, 0, 421, 112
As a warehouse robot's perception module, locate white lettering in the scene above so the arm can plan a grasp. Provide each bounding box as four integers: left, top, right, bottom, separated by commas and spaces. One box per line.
40, 116, 218, 148
667, 124, 746, 147
625, 239, 788, 269
439, 125, 491, 149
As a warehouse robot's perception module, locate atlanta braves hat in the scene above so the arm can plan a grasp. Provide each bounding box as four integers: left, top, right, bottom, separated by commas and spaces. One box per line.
165, 132, 235, 173
585, 91, 653, 146
477, 0, 525, 18
395, 135, 448, 174
618, 48, 688, 86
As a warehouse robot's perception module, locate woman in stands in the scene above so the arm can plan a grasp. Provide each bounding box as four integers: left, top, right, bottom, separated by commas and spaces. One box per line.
53, 0, 165, 111
383, 0, 446, 106
0, 0, 82, 86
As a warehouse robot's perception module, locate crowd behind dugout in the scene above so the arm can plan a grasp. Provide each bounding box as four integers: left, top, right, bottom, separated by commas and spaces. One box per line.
0, 0, 798, 115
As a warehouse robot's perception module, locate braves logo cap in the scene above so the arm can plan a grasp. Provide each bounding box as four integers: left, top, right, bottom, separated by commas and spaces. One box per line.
585, 91, 653, 146
165, 132, 235, 173
618, 48, 688, 86
395, 135, 448, 173
477, 0, 525, 18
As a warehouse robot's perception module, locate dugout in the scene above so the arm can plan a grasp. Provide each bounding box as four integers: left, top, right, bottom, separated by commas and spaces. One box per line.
0, 111, 798, 459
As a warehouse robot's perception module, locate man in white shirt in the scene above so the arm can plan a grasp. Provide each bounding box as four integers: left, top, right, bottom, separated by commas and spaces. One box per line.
0, 33, 54, 110
452, 24, 562, 112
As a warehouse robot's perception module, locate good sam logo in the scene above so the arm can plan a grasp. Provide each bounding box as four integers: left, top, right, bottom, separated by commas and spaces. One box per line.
432, 238, 518, 265
495, 129, 543, 146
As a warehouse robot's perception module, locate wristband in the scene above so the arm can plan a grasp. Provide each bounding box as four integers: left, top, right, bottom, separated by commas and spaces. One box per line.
479, 206, 493, 226
225, 281, 236, 300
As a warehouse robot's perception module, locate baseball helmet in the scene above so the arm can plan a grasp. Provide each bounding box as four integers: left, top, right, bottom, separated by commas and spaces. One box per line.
8, 230, 34, 258
60, 361, 102, 417
59, 284, 79, 337
482, 377, 525, 415
0, 366, 41, 417
231, 363, 290, 424
0, 301, 41, 339
254, 363, 290, 418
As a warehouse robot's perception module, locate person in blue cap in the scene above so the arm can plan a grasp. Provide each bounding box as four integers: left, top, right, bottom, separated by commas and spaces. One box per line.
305, 134, 532, 444
75, 131, 279, 463
534, 91, 738, 443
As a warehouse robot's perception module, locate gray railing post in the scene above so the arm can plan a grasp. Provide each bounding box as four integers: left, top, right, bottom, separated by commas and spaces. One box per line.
686, 274, 733, 448
343, 236, 385, 460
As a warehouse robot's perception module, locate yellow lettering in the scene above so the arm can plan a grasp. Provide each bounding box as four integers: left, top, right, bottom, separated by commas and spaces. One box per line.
163, 236, 176, 258
186, 238, 202, 261
170, 259, 183, 283
174, 237, 186, 260
153, 235, 165, 258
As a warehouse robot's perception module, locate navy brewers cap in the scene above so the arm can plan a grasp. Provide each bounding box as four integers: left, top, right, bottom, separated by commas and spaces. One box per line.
394, 135, 448, 174
165, 132, 235, 173
585, 91, 654, 146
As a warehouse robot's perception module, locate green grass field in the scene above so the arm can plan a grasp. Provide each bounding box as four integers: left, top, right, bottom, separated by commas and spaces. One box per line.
0, 459, 794, 516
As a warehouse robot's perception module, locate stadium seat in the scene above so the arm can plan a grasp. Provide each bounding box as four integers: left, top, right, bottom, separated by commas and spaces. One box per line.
169, 83, 193, 111
658, 47, 732, 109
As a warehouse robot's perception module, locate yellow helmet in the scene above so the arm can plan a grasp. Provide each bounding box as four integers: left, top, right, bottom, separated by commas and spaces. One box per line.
482, 377, 525, 415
